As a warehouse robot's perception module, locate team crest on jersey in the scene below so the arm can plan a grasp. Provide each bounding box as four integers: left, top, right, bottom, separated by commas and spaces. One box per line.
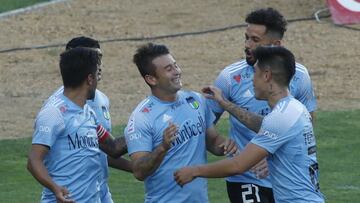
102, 106, 111, 120
186, 96, 199, 109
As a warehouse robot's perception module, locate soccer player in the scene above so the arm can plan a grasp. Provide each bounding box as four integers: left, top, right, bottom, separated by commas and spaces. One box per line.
44, 36, 132, 203
206, 8, 317, 202
28, 47, 104, 202
124, 43, 238, 202
174, 46, 325, 203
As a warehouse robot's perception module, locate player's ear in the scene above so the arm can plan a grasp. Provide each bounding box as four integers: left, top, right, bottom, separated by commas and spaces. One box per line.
144, 74, 157, 86
87, 73, 96, 86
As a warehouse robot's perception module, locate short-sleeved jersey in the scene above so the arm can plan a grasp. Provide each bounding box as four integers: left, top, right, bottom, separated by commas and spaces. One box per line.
46, 87, 113, 203
125, 90, 215, 203
207, 60, 317, 187
33, 93, 101, 203
251, 96, 324, 202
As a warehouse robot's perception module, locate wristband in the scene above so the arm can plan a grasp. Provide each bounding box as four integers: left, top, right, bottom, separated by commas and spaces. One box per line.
96, 125, 110, 143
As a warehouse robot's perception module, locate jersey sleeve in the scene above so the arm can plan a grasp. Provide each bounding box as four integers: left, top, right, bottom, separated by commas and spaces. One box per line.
206, 69, 231, 114
32, 106, 65, 148
294, 65, 317, 113
124, 113, 153, 155
251, 112, 296, 154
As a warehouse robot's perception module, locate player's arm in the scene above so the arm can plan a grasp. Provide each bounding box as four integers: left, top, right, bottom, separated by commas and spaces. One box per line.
205, 126, 238, 156
96, 125, 128, 158
130, 123, 177, 181
27, 144, 74, 203
108, 157, 133, 173
174, 143, 268, 186
202, 86, 263, 133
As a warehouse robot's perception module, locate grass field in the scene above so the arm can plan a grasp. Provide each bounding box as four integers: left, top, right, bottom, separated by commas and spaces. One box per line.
0, 0, 48, 13
1, 110, 359, 202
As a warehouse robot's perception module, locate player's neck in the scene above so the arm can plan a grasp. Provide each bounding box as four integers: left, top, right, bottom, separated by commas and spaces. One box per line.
151, 89, 178, 102
63, 87, 88, 108
267, 87, 289, 109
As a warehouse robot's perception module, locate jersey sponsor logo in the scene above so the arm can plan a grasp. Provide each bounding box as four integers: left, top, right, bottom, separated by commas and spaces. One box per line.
233, 74, 241, 83
186, 96, 199, 109
303, 130, 315, 145
128, 132, 141, 141
67, 133, 99, 150
259, 129, 278, 140
102, 106, 111, 120
127, 118, 135, 133
172, 114, 205, 147
39, 125, 51, 133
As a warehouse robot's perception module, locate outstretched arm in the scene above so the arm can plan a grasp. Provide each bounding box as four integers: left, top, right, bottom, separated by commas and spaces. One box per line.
174, 143, 268, 186
108, 157, 133, 173
202, 86, 263, 133
27, 144, 75, 203
97, 125, 128, 158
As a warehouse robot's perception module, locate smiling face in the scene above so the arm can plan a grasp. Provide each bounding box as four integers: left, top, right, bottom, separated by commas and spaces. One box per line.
244, 24, 279, 66
150, 54, 182, 95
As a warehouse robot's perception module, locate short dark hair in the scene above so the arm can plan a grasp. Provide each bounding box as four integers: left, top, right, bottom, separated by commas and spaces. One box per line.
245, 8, 287, 39
65, 36, 100, 50
60, 47, 102, 88
253, 46, 295, 86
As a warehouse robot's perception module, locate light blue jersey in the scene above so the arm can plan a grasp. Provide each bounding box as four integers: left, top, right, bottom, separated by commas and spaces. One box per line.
33, 93, 101, 203
46, 87, 113, 203
251, 96, 324, 202
125, 90, 215, 203
207, 60, 317, 187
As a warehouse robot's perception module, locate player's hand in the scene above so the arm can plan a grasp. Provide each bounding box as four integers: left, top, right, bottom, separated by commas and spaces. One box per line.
54, 186, 75, 203
218, 138, 238, 156
161, 122, 178, 151
174, 167, 197, 187
250, 158, 269, 179
201, 86, 224, 103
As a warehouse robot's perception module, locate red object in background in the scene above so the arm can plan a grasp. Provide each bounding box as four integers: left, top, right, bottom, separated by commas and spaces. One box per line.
328, 0, 360, 24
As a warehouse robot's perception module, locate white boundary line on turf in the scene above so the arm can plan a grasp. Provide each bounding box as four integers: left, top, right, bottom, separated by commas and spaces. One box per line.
0, 0, 69, 19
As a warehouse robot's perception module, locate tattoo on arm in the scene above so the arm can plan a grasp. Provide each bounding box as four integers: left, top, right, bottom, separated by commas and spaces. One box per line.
100, 136, 128, 158
221, 99, 263, 133
132, 144, 168, 181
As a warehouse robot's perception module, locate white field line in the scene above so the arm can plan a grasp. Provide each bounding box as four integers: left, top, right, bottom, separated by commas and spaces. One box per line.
0, 0, 70, 19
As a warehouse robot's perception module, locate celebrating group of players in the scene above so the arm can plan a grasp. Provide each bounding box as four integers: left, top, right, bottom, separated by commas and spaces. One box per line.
28, 7, 325, 203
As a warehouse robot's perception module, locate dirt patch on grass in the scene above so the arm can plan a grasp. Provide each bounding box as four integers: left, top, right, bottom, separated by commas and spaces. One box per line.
0, 0, 359, 139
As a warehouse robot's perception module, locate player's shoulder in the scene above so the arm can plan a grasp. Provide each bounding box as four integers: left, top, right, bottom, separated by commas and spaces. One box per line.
38, 95, 66, 120
221, 59, 249, 74
95, 89, 108, 99
295, 62, 310, 77
265, 97, 304, 129
93, 89, 109, 104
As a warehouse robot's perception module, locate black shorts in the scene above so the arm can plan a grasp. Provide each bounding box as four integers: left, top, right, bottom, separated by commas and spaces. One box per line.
226, 181, 275, 203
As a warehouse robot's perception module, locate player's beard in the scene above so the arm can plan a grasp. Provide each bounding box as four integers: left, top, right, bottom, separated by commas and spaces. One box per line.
245, 48, 256, 66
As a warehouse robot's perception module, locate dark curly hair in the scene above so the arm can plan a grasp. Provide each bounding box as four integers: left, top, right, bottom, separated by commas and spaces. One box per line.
245, 8, 287, 39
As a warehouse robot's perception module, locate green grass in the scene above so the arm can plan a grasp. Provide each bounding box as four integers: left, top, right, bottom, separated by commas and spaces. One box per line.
1, 110, 359, 202
0, 0, 49, 13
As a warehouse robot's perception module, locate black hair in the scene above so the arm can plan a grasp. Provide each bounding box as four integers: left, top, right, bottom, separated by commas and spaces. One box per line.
253, 46, 295, 86
65, 36, 100, 50
245, 8, 287, 39
133, 43, 170, 78
60, 47, 102, 88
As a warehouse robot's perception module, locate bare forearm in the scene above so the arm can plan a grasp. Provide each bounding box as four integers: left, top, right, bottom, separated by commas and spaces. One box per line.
132, 145, 168, 181
206, 135, 225, 156
27, 158, 58, 193
219, 99, 263, 133
100, 136, 128, 158
108, 157, 133, 173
